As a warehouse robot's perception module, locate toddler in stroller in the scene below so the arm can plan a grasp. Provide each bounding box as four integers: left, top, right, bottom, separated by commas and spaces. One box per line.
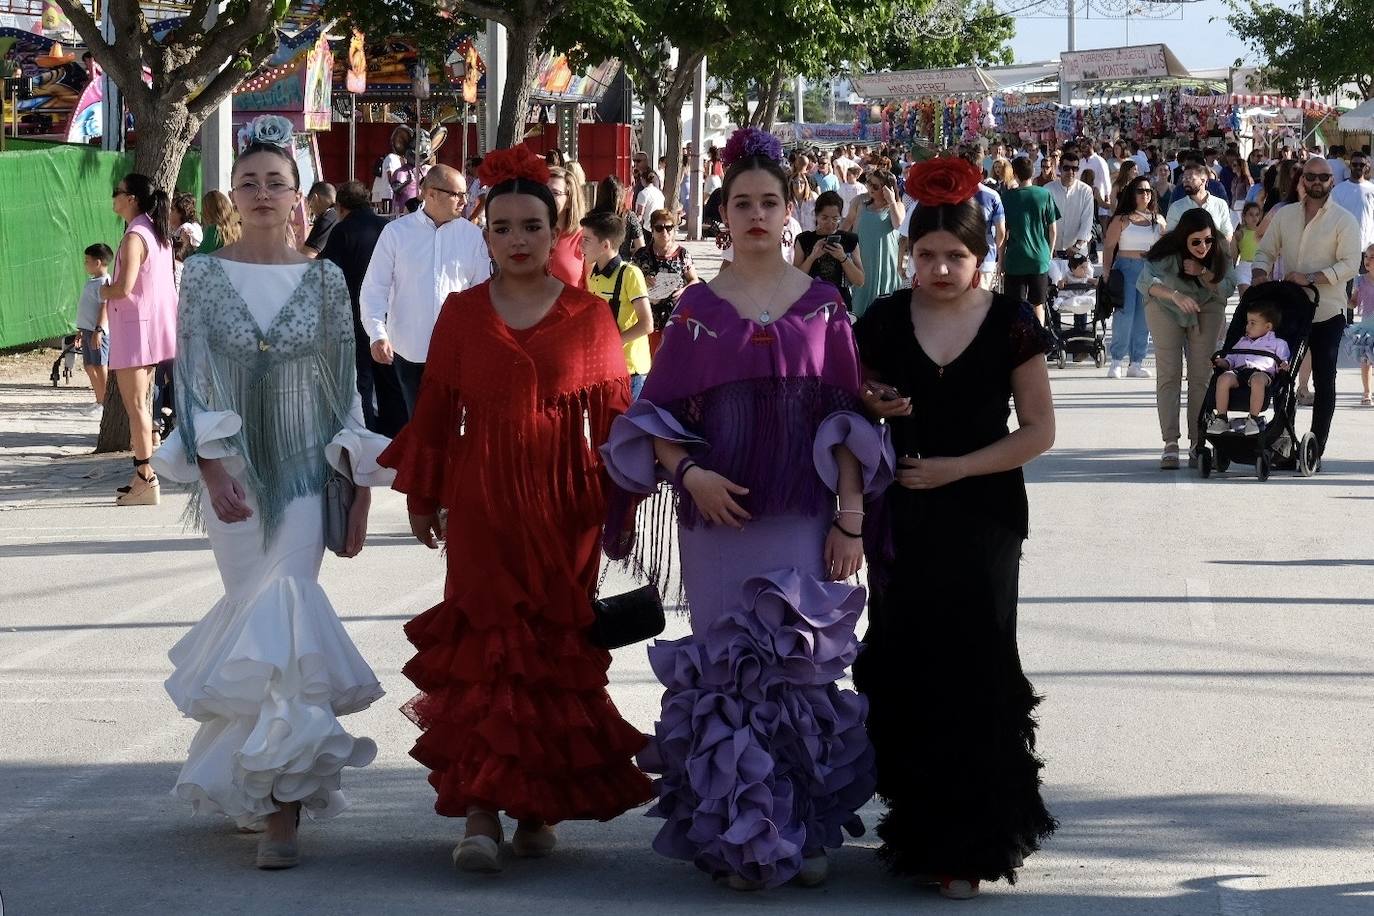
1198, 282, 1320, 480
1205, 301, 1290, 436
1046, 255, 1108, 368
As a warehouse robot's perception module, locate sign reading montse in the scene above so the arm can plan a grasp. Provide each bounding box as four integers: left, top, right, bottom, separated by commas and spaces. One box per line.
852, 67, 995, 99
1060, 45, 1186, 83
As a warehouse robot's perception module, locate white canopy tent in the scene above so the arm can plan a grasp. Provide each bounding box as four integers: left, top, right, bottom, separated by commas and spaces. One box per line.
1338, 99, 1374, 132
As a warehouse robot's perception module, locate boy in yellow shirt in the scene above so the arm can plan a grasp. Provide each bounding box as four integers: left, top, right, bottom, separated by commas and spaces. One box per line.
580, 211, 653, 397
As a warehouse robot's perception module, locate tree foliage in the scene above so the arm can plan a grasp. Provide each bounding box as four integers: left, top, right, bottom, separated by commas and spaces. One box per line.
864, 0, 1014, 73
1224, 0, 1374, 101
323, 0, 479, 67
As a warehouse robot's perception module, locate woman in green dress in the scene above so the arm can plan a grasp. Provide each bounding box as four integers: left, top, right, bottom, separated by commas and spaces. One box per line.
843, 168, 905, 318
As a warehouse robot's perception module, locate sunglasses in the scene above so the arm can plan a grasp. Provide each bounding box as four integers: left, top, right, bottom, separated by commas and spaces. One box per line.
1301, 173, 1333, 182
652, 224, 674, 231
1134, 187, 1154, 195
1188, 237, 1216, 247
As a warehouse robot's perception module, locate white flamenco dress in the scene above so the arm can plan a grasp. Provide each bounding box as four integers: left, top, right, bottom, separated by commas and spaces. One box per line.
152, 259, 392, 826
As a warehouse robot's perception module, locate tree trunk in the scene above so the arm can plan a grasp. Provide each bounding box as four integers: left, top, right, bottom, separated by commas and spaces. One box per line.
94, 377, 132, 454
761, 68, 786, 133
130, 100, 197, 193
659, 89, 689, 215
496, 20, 542, 149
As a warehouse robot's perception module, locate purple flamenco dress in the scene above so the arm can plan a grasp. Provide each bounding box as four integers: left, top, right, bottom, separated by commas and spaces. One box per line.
601, 278, 894, 887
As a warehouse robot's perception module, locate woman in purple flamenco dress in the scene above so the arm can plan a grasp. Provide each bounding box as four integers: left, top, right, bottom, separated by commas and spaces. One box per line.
601, 130, 893, 891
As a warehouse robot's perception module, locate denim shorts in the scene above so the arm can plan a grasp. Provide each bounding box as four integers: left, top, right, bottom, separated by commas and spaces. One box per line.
80, 329, 109, 367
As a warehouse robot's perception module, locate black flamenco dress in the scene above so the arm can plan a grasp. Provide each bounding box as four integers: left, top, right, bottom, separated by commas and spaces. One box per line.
852, 290, 1057, 884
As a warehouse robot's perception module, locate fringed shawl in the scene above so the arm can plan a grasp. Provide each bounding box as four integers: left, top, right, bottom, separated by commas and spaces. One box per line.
603, 279, 867, 575
378, 282, 631, 572
174, 256, 357, 545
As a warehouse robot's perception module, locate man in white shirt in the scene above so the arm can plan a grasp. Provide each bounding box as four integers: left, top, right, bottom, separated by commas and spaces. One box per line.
635, 171, 665, 220
1047, 154, 1095, 258
360, 164, 491, 418
1326, 145, 1350, 185
832, 145, 855, 177
1330, 150, 1374, 250
1076, 138, 1112, 203
1130, 141, 1150, 177
838, 166, 865, 209
1251, 157, 1361, 460
1165, 163, 1234, 241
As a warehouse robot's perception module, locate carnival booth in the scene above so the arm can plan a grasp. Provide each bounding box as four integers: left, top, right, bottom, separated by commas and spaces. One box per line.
0, 28, 89, 140
850, 66, 1000, 149
233, 22, 333, 193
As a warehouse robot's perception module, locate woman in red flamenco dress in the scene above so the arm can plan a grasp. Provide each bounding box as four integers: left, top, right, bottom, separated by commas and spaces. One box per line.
378, 148, 653, 872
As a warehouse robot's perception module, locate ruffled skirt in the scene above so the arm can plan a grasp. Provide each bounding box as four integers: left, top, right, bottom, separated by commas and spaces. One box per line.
400, 521, 653, 822
1341, 321, 1374, 363
854, 518, 1055, 884
165, 493, 383, 826
639, 514, 875, 888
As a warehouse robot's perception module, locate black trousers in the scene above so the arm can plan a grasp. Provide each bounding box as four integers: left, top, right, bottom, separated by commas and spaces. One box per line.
394, 353, 426, 421
1309, 313, 1346, 455
355, 339, 406, 439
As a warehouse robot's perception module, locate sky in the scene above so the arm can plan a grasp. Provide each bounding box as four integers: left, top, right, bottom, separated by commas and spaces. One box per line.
1006, 0, 1256, 72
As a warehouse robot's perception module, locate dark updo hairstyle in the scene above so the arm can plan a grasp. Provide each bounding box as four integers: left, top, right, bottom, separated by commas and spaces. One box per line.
120, 172, 170, 246
722, 154, 790, 203
592, 174, 629, 216
485, 178, 559, 230
908, 199, 989, 263
232, 141, 301, 191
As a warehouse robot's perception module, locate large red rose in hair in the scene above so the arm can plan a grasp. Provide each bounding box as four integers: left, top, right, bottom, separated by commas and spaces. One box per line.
477, 145, 551, 188
904, 157, 983, 206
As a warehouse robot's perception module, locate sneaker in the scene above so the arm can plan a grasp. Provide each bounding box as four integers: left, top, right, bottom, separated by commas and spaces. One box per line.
83, 403, 104, 419
1160, 443, 1180, 470
1206, 415, 1228, 435
1243, 416, 1261, 436
1106, 360, 1125, 379
1127, 364, 1152, 378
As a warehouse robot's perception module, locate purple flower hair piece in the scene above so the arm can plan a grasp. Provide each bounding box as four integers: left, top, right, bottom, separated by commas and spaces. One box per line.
721, 127, 783, 168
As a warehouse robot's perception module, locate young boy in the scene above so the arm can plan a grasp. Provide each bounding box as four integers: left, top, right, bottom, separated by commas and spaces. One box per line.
76, 243, 113, 416
1207, 302, 1291, 436
579, 211, 653, 398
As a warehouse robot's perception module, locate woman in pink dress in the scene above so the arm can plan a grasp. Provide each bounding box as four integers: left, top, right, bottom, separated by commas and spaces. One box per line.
103, 173, 177, 505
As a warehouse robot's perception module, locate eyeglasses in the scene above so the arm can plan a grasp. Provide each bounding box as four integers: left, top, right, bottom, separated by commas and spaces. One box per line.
1188, 237, 1215, 248
550, 189, 568, 198
111, 188, 129, 198
427, 185, 467, 200
1301, 173, 1333, 182
233, 181, 296, 197
652, 224, 674, 232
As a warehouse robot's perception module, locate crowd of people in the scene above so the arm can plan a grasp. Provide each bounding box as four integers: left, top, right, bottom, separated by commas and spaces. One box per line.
75, 110, 1373, 902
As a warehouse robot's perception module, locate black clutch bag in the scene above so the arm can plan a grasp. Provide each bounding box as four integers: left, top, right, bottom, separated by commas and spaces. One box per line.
589, 584, 665, 650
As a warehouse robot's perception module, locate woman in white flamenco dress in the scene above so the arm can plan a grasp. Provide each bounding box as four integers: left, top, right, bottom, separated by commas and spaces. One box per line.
151, 136, 392, 869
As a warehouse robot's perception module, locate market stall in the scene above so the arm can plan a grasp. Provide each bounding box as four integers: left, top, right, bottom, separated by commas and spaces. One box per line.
850, 66, 999, 149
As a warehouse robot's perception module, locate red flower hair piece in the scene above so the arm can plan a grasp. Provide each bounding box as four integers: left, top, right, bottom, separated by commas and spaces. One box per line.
477, 145, 551, 188
904, 157, 984, 206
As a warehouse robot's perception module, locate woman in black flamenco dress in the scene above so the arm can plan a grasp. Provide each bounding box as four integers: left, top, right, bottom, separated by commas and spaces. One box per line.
852, 159, 1058, 899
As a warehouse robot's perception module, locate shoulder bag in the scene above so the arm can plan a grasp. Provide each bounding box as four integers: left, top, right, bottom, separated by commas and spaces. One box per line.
589, 563, 665, 650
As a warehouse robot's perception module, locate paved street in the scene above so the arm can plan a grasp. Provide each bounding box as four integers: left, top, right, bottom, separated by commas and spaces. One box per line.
1, 249, 1372, 914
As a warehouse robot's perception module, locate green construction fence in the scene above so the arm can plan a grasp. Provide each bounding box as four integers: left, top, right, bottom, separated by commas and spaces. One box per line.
0, 139, 202, 349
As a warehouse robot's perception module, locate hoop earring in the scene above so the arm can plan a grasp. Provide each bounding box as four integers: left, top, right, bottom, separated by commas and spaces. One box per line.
715, 229, 732, 250
782, 228, 794, 247
489, 257, 498, 276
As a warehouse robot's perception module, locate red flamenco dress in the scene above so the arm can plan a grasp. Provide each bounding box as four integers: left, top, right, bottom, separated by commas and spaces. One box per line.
378, 281, 654, 822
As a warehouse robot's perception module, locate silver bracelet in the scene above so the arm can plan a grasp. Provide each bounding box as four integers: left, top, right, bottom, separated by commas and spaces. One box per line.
836, 509, 864, 516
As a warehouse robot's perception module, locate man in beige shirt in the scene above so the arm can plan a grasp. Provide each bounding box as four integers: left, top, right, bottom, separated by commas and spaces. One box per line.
1251, 157, 1362, 461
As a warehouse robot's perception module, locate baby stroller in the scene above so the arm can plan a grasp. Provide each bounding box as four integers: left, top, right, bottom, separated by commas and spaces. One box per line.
1197, 281, 1319, 481
50, 334, 80, 386
1045, 258, 1109, 369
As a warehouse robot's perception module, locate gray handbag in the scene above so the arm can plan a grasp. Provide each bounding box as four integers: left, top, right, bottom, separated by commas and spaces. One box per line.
323, 452, 355, 556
